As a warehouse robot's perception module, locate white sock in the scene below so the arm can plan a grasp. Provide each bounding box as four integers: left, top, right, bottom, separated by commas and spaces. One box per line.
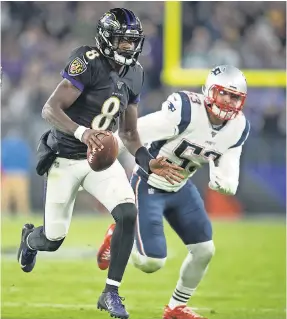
169, 284, 195, 309
106, 278, 121, 287
168, 241, 215, 309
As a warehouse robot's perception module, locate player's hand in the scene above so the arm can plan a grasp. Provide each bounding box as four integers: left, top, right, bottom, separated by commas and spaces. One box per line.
82, 129, 110, 152
149, 157, 185, 185
208, 181, 234, 195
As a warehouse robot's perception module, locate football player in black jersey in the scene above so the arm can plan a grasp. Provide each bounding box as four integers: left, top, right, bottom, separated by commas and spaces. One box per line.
17, 8, 184, 319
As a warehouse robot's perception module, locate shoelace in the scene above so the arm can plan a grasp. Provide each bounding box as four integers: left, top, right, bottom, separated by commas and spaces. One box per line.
102, 248, 110, 260
109, 292, 126, 308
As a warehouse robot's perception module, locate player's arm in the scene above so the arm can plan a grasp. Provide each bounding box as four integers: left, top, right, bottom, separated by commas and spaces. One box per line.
42, 47, 108, 150
116, 92, 184, 154
42, 79, 82, 135
209, 146, 242, 195
118, 103, 184, 184
209, 119, 250, 195
118, 103, 142, 156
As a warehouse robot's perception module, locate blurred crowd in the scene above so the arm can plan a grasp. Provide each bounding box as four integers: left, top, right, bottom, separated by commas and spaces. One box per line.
1, 2, 286, 214
2, 2, 286, 138
182, 2, 286, 69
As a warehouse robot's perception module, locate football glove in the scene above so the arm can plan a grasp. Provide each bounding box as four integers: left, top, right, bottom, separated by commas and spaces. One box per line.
208, 180, 235, 195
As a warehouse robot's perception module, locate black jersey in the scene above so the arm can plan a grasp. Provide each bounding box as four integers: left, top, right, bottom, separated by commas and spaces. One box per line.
46, 45, 144, 158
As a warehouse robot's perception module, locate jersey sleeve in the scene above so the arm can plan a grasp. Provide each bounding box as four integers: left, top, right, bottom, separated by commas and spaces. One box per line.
229, 118, 251, 149
115, 91, 192, 155
128, 63, 144, 105
129, 93, 141, 104
209, 116, 250, 195
209, 145, 243, 195
161, 91, 192, 135
60, 46, 95, 92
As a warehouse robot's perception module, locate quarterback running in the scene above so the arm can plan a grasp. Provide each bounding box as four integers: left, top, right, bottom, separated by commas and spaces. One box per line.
17, 8, 183, 319
97, 65, 250, 319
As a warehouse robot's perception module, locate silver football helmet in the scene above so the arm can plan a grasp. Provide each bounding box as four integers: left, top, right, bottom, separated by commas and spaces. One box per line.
202, 65, 247, 120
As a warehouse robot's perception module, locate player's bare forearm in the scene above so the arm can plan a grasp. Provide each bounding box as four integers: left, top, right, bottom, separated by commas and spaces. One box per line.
118, 103, 143, 155
42, 103, 79, 135
119, 128, 142, 156
42, 79, 82, 135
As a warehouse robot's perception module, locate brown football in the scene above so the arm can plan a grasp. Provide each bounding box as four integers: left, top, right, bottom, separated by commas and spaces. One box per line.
87, 132, 119, 172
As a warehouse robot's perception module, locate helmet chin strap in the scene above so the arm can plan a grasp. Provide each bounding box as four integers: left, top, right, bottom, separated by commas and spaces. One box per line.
114, 51, 134, 66
95, 37, 135, 66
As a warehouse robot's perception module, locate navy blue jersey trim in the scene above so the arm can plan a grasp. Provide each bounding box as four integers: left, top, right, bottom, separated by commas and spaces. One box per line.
177, 92, 192, 134
149, 140, 168, 158
131, 94, 140, 104
229, 119, 250, 149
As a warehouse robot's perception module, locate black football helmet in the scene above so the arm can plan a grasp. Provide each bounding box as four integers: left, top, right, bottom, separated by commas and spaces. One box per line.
95, 8, 145, 66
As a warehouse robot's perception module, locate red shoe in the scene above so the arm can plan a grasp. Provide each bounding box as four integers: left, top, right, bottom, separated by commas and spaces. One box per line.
163, 305, 208, 319
97, 223, 115, 270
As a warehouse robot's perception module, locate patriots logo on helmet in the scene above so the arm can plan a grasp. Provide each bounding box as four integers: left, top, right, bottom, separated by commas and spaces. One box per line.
211, 67, 223, 76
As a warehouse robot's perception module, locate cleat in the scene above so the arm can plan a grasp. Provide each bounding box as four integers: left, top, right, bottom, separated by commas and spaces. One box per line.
17, 224, 38, 273
163, 305, 208, 319
97, 291, 129, 319
97, 223, 115, 270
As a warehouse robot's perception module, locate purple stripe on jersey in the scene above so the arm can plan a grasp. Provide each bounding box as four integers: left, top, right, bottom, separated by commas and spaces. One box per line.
133, 94, 141, 104
61, 70, 84, 92
122, 8, 131, 27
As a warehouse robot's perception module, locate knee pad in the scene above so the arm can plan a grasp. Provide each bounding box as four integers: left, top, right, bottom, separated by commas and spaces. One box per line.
187, 240, 215, 264
112, 203, 137, 225
131, 249, 166, 273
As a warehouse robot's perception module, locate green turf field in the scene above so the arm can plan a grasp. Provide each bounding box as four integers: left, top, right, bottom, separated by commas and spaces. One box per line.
1, 215, 286, 319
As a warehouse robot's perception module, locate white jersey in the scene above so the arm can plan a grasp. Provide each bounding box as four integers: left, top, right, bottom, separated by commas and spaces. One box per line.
117, 91, 250, 193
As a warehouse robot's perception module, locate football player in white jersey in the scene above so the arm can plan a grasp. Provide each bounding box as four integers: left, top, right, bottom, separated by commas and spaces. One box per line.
96, 65, 250, 319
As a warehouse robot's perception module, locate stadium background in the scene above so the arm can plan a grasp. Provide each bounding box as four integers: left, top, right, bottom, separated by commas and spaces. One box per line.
1, 2, 286, 319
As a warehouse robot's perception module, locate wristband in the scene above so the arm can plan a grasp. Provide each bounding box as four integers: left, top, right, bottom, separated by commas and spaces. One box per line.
135, 146, 153, 174
74, 126, 88, 142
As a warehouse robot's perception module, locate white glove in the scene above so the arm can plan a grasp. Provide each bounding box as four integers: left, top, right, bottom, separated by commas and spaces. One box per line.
208, 180, 234, 195
209, 160, 236, 195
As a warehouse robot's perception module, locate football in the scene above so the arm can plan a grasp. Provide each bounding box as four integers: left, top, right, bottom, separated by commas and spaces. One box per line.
87, 132, 119, 172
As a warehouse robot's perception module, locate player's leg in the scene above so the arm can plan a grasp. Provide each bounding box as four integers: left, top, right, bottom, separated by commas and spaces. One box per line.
163, 181, 214, 319
129, 173, 168, 273
96, 172, 169, 273
17, 158, 83, 272
82, 160, 137, 318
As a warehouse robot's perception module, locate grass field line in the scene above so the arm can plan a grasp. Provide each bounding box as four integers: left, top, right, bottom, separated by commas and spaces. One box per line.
2, 302, 284, 313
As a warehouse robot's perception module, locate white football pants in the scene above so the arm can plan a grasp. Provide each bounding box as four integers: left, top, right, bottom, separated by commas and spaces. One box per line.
44, 157, 135, 241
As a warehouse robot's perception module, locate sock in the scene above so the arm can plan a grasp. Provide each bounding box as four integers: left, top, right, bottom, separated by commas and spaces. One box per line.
169, 285, 195, 309
168, 241, 214, 309
104, 279, 120, 293
27, 226, 64, 251
107, 203, 137, 285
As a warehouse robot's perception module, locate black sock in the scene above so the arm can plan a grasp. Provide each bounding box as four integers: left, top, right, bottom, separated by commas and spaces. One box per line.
106, 203, 137, 286
104, 284, 119, 293
27, 226, 64, 251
